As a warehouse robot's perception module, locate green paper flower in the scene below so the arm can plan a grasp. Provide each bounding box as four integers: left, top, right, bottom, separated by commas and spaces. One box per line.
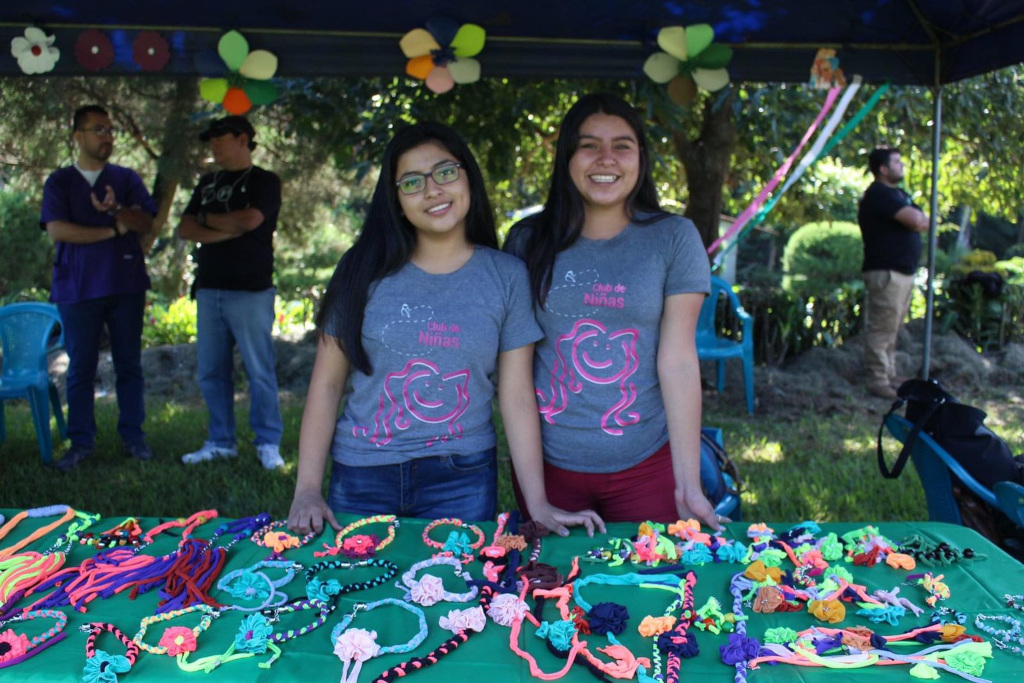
643, 24, 732, 105
200, 30, 278, 115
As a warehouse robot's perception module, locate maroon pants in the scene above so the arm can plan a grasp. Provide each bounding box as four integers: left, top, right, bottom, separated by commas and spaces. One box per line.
513, 441, 678, 523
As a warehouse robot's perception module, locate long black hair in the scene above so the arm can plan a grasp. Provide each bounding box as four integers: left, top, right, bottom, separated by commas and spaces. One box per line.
317, 122, 497, 374
522, 93, 665, 306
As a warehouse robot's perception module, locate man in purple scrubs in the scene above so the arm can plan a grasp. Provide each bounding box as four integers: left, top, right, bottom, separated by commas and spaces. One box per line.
41, 105, 158, 470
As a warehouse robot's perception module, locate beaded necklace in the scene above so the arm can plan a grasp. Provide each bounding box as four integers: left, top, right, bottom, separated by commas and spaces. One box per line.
316, 514, 399, 559
331, 599, 429, 683
974, 612, 1024, 656
0, 608, 67, 669
421, 518, 485, 564
81, 621, 139, 683
398, 556, 478, 606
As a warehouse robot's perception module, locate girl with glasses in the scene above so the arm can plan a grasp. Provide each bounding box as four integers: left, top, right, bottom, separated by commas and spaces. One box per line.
288, 122, 604, 537
505, 94, 723, 528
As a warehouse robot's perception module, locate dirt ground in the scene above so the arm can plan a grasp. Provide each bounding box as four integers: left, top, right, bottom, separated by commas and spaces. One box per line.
55, 319, 1022, 414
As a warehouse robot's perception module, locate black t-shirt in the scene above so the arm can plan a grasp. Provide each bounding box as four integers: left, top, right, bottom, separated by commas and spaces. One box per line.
857, 181, 922, 275
185, 165, 280, 291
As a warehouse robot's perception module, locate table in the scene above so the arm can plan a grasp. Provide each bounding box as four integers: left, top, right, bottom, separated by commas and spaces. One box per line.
1, 510, 1022, 681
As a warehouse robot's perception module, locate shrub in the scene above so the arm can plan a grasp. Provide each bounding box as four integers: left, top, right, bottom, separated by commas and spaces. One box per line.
142, 295, 197, 347
781, 221, 863, 297
0, 189, 52, 297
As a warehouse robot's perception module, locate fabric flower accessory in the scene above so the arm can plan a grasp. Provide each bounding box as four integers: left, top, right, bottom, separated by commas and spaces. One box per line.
82, 650, 132, 683
438, 606, 486, 633
399, 16, 485, 93
487, 592, 529, 627
334, 628, 381, 683
0, 629, 30, 663
262, 530, 300, 554
643, 24, 732, 105
132, 31, 171, 72
11, 27, 60, 74
200, 30, 278, 115
74, 30, 114, 71
158, 627, 198, 656
407, 574, 445, 607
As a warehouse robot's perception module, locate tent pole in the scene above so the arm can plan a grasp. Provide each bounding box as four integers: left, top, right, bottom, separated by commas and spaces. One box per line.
922, 84, 942, 380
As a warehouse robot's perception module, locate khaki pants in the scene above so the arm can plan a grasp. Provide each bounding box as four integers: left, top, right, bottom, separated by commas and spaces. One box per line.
862, 269, 915, 388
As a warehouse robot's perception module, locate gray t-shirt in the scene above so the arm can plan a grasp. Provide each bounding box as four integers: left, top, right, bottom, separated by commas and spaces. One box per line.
331, 247, 543, 465
504, 212, 710, 473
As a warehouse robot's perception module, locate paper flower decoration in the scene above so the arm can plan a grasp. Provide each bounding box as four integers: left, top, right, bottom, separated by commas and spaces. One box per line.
643, 25, 732, 105
200, 31, 278, 115
133, 31, 170, 72
399, 17, 485, 93
11, 27, 60, 75
75, 30, 114, 71
810, 48, 847, 89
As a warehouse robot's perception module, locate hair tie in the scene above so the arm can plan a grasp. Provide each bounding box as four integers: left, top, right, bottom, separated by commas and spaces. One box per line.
398, 556, 478, 606
317, 515, 399, 559
81, 622, 139, 682
0, 608, 68, 669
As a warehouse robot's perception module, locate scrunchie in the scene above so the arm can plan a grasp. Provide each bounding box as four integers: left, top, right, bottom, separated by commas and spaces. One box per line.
587, 602, 629, 636
763, 627, 798, 646
487, 593, 528, 626
439, 607, 486, 633
536, 619, 576, 651
752, 586, 784, 613
719, 633, 760, 665
407, 575, 446, 607
657, 630, 699, 658
808, 599, 846, 624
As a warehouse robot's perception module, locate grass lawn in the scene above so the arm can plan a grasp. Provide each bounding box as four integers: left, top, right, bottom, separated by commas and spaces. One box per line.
2, 386, 1022, 524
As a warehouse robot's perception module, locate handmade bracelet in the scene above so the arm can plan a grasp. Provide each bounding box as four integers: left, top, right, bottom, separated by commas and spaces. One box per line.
303, 558, 398, 606
132, 604, 218, 656
421, 518, 485, 563
179, 613, 283, 672
0, 609, 68, 669
216, 560, 298, 611
81, 621, 140, 683
1007, 594, 1024, 613
316, 515, 399, 559
80, 518, 144, 549
331, 599, 429, 683
251, 520, 316, 557
262, 598, 334, 643
398, 556, 478, 606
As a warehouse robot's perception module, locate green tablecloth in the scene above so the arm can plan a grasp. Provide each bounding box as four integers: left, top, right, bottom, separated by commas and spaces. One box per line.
1, 511, 1022, 681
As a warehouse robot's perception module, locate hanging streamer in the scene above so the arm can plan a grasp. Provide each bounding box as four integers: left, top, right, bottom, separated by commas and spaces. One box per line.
713, 81, 890, 264
708, 87, 842, 255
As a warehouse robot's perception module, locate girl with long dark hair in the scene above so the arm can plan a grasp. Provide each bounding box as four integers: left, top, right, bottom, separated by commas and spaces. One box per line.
505, 94, 723, 527
288, 122, 603, 536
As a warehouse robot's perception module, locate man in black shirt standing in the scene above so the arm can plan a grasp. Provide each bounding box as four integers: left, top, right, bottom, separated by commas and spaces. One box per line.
177, 116, 285, 469
857, 147, 929, 399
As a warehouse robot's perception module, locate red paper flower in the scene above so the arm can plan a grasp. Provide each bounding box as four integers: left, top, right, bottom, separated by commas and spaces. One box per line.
133, 31, 170, 72
75, 30, 114, 71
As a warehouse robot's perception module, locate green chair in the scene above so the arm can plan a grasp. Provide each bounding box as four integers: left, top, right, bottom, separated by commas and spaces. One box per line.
0, 302, 67, 464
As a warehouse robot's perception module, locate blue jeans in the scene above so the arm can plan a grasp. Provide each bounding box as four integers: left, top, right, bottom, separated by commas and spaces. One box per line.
58, 292, 146, 448
196, 287, 282, 447
328, 448, 497, 521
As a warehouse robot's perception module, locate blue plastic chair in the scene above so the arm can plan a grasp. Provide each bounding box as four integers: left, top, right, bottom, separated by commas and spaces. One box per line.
0, 302, 67, 464
885, 414, 1024, 529
696, 276, 754, 414
701, 426, 742, 520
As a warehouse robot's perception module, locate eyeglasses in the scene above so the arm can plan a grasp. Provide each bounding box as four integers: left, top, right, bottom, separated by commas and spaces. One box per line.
395, 163, 462, 196
78, 126, 118, 137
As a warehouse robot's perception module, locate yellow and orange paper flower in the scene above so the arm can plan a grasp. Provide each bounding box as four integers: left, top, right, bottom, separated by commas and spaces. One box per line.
399, 17, 485, 94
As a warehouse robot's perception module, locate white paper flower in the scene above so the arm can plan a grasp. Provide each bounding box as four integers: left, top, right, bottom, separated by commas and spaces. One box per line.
11, 27, 60, 74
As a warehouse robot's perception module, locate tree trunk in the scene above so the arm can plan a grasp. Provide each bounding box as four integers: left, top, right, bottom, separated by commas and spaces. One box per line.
672, 91, 736, 250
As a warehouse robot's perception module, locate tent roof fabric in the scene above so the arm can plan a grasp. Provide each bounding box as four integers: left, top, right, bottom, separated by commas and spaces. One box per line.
3, 1, 1024, 84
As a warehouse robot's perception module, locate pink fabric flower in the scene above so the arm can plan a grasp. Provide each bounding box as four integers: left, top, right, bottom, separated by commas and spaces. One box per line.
0, 629, 30, 662
408, 575, 445, 606
159, 626, 197, 655
487, 592, 529, 626
334, 628, 380, 662
439, 606, 486, 633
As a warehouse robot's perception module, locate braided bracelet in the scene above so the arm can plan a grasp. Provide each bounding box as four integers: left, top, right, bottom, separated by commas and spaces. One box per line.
398, 556, 478, 606
332, 599, 429, 683
421, 518, 485, 563
0, 608, 68, 669
251, 520, 316, 557
216, 560, 298, 611
81, 622, 139, 683
316, 515, 400, 559
304, 558, 398, 605
262, 598, 334, 643
132, 604, 218, 656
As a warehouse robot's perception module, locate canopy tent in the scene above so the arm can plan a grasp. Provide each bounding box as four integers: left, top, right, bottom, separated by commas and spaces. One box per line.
4, 1, 1023, 377
2, 1, 1024, 84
